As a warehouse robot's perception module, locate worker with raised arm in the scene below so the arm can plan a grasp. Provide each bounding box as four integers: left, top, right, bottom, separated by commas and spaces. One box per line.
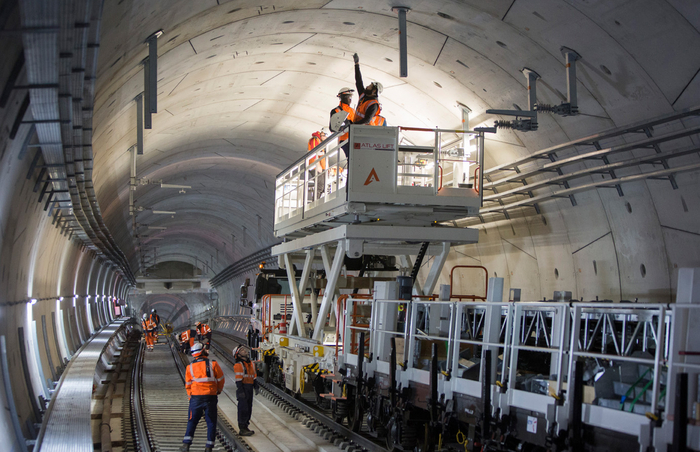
353, 53, 383, 127
329, 87, 356, 158
233, 345, 259, 436
179, 327, 196, 354
196, 321, 213, 350
180, 343, 225, 452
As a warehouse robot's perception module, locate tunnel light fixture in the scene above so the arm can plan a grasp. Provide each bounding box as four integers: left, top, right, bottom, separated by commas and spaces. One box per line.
152, 210, 176, 215
73, 296, 77, 307
30, 298, 37, 305
147, 226, 167, 230
160, 183, 191, 189
59, 296, 64, 301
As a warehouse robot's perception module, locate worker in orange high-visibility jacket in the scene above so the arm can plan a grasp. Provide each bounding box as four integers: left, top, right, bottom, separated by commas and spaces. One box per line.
180, 343, 225, 452
308, 129, 327, 151
144, 316, 157, 351
352, 53, 383, 128
149, 308, 160, 327
141, 314, 149, 344
195, 321, 212, 350
149, 309, 161, 341
329, 87, 356, 158
179, 328, 196, 353
233, 345, 259, 436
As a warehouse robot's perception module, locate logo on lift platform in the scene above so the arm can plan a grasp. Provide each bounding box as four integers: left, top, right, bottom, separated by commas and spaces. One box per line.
364, 168, 380, 185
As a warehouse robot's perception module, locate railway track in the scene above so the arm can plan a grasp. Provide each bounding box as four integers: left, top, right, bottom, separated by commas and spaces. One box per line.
127, 337, 250, 452
209, 332, 389, 452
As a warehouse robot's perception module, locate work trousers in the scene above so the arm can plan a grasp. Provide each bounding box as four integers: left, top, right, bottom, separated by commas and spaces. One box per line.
183, 394, 218, 447
236, 384, 254, 428
146, 331, 155, 347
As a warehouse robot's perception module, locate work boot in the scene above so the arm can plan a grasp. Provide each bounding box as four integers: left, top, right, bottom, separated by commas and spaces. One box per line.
205, 448, 213, 452
239, 426, 255, 436
179, 444, 190, 452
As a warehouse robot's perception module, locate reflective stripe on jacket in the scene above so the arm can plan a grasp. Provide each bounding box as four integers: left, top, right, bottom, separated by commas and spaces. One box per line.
185, 358, 225, 396
180, 329, 194, 344
145, 320, 156, 331
233, 361, 257, 385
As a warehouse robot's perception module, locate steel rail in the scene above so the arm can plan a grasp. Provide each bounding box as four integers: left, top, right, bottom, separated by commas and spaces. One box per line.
208, 335, 389, 452
131, 341, 152, 451
166, 335, 252, 452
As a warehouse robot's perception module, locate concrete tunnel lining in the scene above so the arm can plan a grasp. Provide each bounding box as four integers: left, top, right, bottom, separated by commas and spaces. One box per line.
0, 0, 698, 448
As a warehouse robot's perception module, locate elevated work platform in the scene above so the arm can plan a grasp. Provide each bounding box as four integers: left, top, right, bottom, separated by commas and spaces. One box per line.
274, 125, 489, 239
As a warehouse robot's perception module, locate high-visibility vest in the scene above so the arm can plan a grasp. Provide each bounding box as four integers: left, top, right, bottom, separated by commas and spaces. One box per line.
149, 313, 160, 325
180, 330, 194, 344
197, 323, 212, 336
370, 115, 386, 126
233, 360, 257, 385
355, 98, 381, 124
145, 319, 156, 331
185, 358, 225, 396
331, 103, 356, 142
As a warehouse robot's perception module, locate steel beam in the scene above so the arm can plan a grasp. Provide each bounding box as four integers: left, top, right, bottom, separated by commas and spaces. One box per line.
136, 94, 144, 155
284, 249, 314, 336
393, 7, 410, 77
422, 242, 450, 296
312, 241, 345, 342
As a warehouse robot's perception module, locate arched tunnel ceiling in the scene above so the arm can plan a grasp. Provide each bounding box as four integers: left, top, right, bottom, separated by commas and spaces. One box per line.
90, 0, 700, 276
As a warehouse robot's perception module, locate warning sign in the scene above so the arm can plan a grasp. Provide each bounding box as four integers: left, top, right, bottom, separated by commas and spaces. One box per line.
527, 416, 538, 434
364, 168, 380, 185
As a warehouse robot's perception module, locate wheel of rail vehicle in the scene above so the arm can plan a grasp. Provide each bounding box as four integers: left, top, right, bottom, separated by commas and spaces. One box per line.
346, 398, 364, 432
386, 417, 417, 452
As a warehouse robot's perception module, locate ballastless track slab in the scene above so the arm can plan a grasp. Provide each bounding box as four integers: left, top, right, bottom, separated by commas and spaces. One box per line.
139, 340, 225, 451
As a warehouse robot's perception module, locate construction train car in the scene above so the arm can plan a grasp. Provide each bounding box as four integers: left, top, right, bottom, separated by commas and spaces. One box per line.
247, 123, 698, 452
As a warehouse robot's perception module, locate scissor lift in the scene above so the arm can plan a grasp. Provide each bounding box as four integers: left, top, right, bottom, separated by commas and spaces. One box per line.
271, 124, 493, 344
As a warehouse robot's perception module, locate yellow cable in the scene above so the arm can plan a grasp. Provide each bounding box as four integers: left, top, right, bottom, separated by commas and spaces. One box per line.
456, 430, 468, 452
438, 433, 443, 451
300, 368, 305, 393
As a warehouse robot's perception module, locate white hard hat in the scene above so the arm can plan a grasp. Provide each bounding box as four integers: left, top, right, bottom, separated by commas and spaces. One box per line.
142, 314, 147, 320
372, 82, 383, 95
233, 345, 250, 358
337, 87, 354, 96
191, 343, 204, 356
